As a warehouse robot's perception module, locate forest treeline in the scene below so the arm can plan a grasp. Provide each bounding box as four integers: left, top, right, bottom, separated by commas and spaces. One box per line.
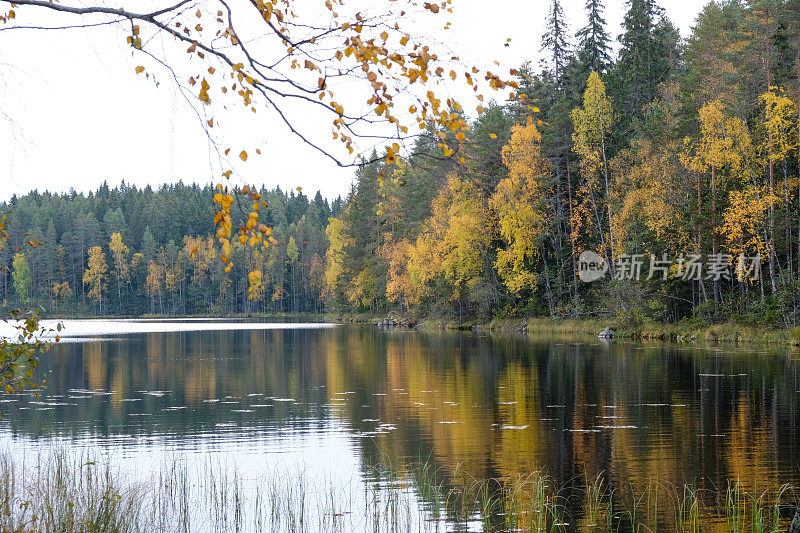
1, 183, 341, 315
5, 0, 800, 327
325, 0, 800, 327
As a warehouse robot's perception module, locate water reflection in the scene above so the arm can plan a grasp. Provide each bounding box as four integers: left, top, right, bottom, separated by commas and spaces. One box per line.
3, 323, 799, 528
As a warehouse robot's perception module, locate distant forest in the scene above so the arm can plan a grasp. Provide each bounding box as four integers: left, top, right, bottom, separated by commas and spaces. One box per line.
1, 183, 341, 315
5, 0, 800, 327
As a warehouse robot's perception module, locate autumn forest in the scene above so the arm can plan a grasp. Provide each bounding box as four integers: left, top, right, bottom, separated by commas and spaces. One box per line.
4, 0, 800, 328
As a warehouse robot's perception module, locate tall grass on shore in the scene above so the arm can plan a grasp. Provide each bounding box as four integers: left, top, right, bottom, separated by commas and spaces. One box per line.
0, 449, 795, 532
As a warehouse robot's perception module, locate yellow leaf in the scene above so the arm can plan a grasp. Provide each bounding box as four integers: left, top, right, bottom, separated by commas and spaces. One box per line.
489, 133, 497, 139
135, 66, 145, 74
198, 78, 211, 104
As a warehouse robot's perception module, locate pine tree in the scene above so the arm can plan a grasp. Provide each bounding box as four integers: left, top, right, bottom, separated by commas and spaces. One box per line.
541, 0, 571, 85
576, 0, 612, 74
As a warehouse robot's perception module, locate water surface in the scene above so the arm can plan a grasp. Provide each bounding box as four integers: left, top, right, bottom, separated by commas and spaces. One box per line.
3, 320, 799, 530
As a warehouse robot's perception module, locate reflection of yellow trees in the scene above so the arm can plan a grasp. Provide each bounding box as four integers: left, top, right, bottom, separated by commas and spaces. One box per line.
84, 341, 107, 392
606, 404, 675, 497
571, 381, 600, 475
62, 325, 800, 529
726, 395, 776, 491
492, 364, 545, 476
384, 336, 495, 476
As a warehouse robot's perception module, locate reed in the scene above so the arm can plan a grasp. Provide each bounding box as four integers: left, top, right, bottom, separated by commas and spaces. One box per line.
0, 449, 794, 532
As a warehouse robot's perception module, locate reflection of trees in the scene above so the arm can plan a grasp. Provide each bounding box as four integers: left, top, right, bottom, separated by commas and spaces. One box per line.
5, 327, 800, 526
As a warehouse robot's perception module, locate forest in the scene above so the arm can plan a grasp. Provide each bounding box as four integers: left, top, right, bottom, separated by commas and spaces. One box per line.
0, 183, 340, 315
4, 0, 800, 328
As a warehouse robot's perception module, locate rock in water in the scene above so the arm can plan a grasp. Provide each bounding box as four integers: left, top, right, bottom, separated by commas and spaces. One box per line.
789, 508, 800, 533
598, 327, 613, 339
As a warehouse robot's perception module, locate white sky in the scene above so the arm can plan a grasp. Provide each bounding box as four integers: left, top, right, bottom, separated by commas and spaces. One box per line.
0, 0, 707, 202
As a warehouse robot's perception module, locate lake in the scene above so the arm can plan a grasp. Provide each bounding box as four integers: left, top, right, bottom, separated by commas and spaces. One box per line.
1, 319, 799, 531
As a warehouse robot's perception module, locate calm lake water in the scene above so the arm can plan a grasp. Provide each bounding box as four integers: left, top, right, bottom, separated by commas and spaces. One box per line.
2, 319, 800, 530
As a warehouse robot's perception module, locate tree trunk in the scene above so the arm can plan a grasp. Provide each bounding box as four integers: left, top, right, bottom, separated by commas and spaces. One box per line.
598, 111, 614, 257
566, 154, 578, 304
711, 166, 719, 305
769, 153, 777, 293
784, 162, 792, 276
797, 33, 800, 279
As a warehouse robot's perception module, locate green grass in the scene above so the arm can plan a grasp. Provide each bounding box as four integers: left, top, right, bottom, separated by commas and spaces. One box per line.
474, 316, 800, 346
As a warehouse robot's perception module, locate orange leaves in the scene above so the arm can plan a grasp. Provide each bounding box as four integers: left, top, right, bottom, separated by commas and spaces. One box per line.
135, 66, 145, 75
248, 270, 262, 287
239, 150, 248, 161
385, 142, 401, 164
198, 78, 211, 104
213, 193, 233, 211
126, 34, 142, 49
213, 180, 273, 286
330, 101, 344, 116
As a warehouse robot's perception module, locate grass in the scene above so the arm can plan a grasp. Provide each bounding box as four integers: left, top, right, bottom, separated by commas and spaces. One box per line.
474, 316, 800, 346
0, 450, 795, 532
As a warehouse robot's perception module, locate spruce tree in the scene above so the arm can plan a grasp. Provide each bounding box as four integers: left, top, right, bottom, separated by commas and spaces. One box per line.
541, 0, 571, 85
576, 0, 612, 74
615, 0, 676, 131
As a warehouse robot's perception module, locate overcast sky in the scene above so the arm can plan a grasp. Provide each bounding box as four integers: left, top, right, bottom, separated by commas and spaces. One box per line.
0, 0, 708, 202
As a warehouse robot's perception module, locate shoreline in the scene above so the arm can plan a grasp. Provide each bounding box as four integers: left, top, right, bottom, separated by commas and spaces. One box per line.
340, 314, 800, 347
33, 312, 800, 347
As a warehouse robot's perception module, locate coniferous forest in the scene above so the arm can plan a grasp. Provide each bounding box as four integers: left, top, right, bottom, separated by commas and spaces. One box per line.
5, 0, 800, 328
1, 184, 340, 316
